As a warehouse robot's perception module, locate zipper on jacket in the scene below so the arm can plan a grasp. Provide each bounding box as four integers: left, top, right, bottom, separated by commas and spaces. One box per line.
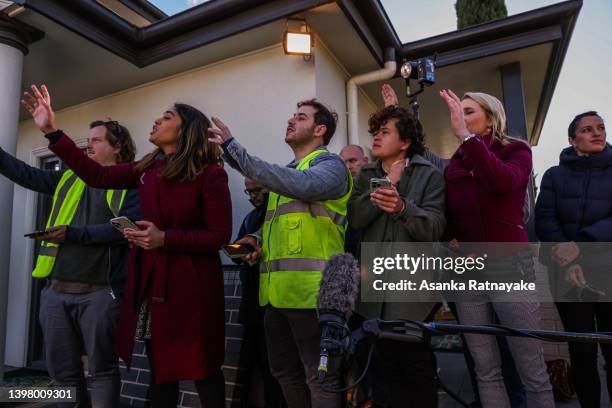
578, 168, 592, 231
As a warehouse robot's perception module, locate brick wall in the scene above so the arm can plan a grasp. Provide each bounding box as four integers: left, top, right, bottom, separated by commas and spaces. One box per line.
119, 267, 246, 407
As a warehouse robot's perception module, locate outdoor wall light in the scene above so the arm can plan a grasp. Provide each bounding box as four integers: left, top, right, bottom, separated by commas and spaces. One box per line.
284, 19, 313, 58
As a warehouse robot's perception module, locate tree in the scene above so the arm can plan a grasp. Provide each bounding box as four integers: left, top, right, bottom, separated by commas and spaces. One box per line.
455, 0, 508, 29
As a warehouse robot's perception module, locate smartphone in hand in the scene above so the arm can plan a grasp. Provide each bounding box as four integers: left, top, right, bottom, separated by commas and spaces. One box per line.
110, 217, 139, 233
370, 177, 393, 193
222, 243, 256, 258
24, 229, 49, 239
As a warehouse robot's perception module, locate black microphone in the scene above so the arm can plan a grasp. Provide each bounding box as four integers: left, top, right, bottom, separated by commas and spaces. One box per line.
316, 253, 359, 383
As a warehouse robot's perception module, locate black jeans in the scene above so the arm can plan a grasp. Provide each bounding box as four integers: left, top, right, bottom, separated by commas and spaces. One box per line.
238, 265, 285, 408
556, 302, 612, 408
144, 340, 225, 408
370, 338, 438, 408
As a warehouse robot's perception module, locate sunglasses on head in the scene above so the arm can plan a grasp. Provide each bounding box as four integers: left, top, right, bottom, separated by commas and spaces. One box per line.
104, 120, 124, 138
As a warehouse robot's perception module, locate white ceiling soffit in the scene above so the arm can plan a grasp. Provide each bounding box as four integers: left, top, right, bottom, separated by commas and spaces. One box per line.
0, 1, 14, 11
17, 7, 287, 119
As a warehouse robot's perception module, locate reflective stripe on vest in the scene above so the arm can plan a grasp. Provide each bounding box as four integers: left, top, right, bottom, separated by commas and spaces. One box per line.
260, 148, 352, 308
264, 202, 347, 226
31, 170, 127, 278
264, 258, 327, 273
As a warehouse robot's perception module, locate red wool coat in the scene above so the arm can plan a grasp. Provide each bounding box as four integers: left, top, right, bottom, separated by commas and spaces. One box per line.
50, 133, 232, 383
444, 135, 532, 244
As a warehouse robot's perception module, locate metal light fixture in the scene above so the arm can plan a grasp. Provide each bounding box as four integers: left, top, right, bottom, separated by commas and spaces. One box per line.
283, 19, 313, 58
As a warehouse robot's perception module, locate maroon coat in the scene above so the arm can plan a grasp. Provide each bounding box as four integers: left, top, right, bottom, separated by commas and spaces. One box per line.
50, 133, 232, 383
444, 135, 532, 244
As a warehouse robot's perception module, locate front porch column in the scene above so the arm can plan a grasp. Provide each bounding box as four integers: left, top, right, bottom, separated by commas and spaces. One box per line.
0, 13, 43, 383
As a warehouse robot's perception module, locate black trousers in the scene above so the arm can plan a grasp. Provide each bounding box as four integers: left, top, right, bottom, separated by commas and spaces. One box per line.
370, 338, 438, 408
556, 302, 612, 408
144, 340, 225, 408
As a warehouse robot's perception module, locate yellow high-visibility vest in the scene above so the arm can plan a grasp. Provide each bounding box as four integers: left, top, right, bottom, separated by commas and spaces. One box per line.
260, 149, 352, 308
32, 169, 127, 278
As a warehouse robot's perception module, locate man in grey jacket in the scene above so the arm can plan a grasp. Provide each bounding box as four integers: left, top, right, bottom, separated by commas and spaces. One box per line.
0, 120, 140, 407
209, 99, 350, 408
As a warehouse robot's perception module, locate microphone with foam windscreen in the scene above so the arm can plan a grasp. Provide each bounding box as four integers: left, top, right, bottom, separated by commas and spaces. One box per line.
316, 253, 360, 383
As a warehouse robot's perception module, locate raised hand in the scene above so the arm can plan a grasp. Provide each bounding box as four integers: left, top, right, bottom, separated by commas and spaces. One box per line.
439, 89, 469, 142
21, 85, 57, 134
387, 159, 406, 185
207, 116, 233, 145
381, 84, 399, 107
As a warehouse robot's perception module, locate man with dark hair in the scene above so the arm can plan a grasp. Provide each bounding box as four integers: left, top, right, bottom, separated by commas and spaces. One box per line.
0, 120, 140, 407
209, 99, 351, 408
297, 99, 338, 145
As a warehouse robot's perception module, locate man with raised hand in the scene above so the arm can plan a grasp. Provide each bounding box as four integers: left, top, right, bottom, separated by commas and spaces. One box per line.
17, 84, 140, 408
209, 100, 351, 408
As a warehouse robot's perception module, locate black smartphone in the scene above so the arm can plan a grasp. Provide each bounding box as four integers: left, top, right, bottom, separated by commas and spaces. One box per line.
24, 229, 48, 239
222, 243, 256, 258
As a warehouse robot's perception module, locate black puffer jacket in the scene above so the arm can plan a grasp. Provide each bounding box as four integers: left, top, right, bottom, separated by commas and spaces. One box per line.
535, 145, 612, 243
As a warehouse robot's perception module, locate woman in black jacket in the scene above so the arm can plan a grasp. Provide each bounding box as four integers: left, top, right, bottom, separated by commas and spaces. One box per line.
535, 111, 612, 408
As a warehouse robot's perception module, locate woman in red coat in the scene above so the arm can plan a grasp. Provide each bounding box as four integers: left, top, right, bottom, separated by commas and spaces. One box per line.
22, 85, 232, 407
440, 89, 553, 408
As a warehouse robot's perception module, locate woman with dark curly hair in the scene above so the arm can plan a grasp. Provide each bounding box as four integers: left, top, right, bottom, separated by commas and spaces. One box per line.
347, 105, 446, 407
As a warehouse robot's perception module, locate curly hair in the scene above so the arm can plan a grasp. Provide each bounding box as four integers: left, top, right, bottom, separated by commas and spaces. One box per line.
368, 106, 425, 156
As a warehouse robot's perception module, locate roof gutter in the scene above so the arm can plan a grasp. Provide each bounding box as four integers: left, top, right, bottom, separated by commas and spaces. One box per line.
347, 47, 396, 145
401, 0, 582, 59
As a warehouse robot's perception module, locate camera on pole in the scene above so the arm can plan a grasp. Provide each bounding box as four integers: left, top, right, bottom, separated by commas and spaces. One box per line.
400, 56, 436, 119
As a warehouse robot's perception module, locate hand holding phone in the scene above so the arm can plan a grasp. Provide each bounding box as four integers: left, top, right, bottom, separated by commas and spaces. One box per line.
228, 236, 261, 264
222, 243, 257, 258
25, 226, 67, 243
110, 216, 139, 233
24, 229, 49, 239
370, 177, 393, 193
